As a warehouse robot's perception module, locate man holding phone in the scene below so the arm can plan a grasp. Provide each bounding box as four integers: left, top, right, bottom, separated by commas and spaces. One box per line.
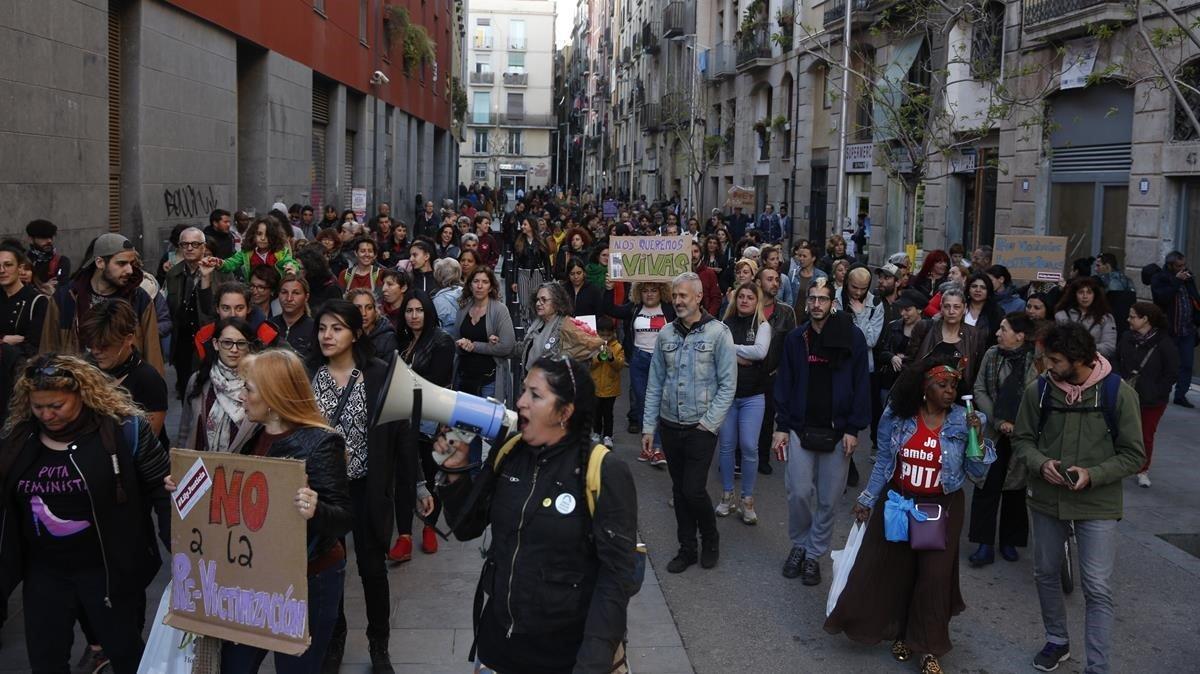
1012, 323, 1145, 673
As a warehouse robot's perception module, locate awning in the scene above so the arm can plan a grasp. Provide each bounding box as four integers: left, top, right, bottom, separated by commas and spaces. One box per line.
872, 35, 925, 142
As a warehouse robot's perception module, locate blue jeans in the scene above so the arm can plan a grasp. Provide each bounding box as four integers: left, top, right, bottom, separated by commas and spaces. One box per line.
718, 395, 764, 496
1031, 511, 1118, 674
1175, 333, 1196, 401
222, 558, 347, 674
630, 349, 660, 447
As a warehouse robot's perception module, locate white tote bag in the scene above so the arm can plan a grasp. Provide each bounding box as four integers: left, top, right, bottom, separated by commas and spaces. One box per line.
826, 521, 866, 617
137, 582, 197, 674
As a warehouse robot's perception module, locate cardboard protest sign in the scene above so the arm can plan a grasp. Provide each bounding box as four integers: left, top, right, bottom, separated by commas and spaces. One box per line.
726, 186, 755, 210
165, 449, 310, 655
993, 235, 1068, 282
609, 236, 691, 282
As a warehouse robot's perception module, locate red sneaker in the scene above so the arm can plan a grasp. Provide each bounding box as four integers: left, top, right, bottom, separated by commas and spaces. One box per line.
421, 525, 439, 554
387, 534, 413, 562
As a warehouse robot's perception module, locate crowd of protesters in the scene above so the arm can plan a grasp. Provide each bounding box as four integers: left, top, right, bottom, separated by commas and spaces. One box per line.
0, 185, 1187, 673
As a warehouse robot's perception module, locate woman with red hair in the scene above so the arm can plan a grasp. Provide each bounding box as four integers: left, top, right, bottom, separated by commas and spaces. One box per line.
911, 250, 951, 297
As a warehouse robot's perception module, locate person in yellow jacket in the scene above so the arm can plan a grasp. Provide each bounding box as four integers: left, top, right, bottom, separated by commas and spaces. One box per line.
590, 315, 626, 448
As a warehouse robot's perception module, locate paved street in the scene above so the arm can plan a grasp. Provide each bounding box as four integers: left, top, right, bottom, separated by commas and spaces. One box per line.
0, 375, 1197, 672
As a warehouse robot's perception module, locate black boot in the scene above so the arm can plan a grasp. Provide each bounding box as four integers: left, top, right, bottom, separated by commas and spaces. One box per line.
369, 638, 395, 674
846, 459, 860, 488
321, 621, 346, 674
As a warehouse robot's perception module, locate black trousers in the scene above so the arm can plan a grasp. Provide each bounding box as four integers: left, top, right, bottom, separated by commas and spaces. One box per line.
756, 376, 777, 466
172, 325, 197, 398
334, 478, 391, 644
968, 436, 1029, 547
417, 437, 443, 527
869, 373, 885, 449
24, 566, 144, 674
660, 422, 718, 554
593, 397, 616, 438
394, 437, 417, 538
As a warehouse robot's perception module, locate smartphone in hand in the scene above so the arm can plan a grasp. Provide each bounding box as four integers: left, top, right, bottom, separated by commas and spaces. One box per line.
1058, 463, 1077, 487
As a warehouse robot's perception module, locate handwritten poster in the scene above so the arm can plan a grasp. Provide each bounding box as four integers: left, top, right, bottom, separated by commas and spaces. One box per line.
993, 235, 1068, 282
164, 449, 311, 655
609, 236, 692, 282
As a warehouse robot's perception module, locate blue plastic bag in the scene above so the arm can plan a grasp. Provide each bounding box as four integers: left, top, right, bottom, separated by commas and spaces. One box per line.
883, 490, 928, 542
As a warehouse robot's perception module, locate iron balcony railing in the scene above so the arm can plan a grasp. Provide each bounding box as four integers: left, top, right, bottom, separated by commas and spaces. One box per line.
736, 23, 772, 68
707, 42, 736, 80
663, 1, 694, 38
642, 21, 661, 53
498, 113, 556, 128
823, 0, 874, 28
469, 72, 494, 85
503, 72, 528, 86
641, 102, 663, 131
1023, 0, 1111, 25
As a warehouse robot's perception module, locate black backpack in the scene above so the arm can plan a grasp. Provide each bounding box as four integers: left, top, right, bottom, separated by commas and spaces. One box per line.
1034, 372, 1122, 441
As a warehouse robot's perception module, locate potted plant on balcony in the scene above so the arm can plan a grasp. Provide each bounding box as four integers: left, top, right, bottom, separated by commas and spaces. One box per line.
385, 5, 436, 76
753, 118, 769, 133
771, 115, 789, 133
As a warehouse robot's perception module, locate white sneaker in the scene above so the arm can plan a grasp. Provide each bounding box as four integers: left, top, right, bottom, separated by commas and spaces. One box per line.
1137, 472, 1151, 488
715, 491, 738, 517
603, 436, 614, 448
741, 497, 758, 525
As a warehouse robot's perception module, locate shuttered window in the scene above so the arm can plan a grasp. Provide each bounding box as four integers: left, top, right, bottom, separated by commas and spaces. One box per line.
344, 131, 355, 193
107, 8, 121, 232
312, 83, 330, 210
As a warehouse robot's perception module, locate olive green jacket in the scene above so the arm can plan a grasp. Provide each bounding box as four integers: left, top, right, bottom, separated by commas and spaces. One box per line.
1011, 375, 1145, 521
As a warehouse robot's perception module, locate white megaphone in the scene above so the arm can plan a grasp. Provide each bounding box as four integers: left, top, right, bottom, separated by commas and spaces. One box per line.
376, 356, 517, 446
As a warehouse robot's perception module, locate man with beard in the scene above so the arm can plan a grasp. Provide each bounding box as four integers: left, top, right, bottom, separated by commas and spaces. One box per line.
39, 233, 164, 374
754, 265, 796, 477
25, 219, 72, 291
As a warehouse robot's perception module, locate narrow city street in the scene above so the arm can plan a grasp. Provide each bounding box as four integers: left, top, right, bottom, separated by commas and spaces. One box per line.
0, 375, 1196, 673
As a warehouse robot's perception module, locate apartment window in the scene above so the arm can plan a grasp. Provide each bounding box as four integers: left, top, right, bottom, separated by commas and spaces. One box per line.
475, 61, 492, 74
474, 131, 489, 153
823, 67, 833, 109
474, 18, 493, 49
507, 92, 525, 119
472, 91, 491, 124
510, 20, 526, 50
970, 2, 1005, 80
358, 0, 367, 44
473, 162, 488, 180
508, 130, 523, 154
1175, 60, 1200, 141
508, 51, 526, 74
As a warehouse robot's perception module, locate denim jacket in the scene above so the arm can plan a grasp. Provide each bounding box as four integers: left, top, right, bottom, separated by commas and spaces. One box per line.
643, 314, 738, 435
857, 404, 996, 508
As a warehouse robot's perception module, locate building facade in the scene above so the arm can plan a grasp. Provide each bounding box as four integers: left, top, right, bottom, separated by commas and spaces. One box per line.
2, 0, 458, 266
459, 0, 557, 201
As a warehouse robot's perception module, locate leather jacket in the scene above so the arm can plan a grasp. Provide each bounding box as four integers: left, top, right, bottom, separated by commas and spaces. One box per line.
243, 426, 353, 562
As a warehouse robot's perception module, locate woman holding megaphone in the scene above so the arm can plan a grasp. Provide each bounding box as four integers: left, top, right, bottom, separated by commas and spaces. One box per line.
429, 356, 639, 674
306, 299, 420, 673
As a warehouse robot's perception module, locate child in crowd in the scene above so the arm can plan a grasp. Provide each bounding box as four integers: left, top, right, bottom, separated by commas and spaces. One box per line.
590, 315, 626, 449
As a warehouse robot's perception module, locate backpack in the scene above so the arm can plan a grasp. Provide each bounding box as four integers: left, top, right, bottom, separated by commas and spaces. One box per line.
1034, 372, 1122, 441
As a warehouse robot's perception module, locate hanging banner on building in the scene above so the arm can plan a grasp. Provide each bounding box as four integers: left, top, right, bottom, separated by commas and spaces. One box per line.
725, 186, 756, 209
845, 143, 874, 173
1060, 37, 1099, 90
609, 236, 692, 282
165, 449, 311, 655
351, 188, 368, 222
993, 235, 1068, 282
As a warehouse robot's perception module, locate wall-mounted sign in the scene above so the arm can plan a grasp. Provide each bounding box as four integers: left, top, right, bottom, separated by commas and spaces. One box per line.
845, 143, 874, 173
950, 149, 977, 174
1139, 178, 1150, 194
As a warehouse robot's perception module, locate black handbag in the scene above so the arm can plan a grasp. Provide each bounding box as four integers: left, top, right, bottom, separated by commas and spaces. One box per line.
800, 426, 842, 453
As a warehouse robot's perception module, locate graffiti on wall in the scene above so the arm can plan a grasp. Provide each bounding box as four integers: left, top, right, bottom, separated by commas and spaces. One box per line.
164, 185, 219, 219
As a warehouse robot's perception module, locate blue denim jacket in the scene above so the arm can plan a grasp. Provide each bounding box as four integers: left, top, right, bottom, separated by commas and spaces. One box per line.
858, 404, 996, 508
643, 315, 738, 435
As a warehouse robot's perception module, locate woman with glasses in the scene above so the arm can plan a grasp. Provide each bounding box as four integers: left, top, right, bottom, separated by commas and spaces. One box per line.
519, 281, 604, 379
0, 354, 170, 673
431, 356, 638, 674
306, 300, 413, 672
248, 265, 282, 320
177, 316, 260, 453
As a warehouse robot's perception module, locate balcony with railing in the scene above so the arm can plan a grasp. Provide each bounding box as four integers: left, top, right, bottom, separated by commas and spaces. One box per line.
662, 91, 690, 128
641, 102, 663, 132
498, 113, 556, 128
468, 112, 499, 126
736, 23, 773, 70
822, 0, 877, 31
642, 20, 661, 53
469, 71, 495, 85
707, 42, 736, 81
1021, 0, 1127, 42
663, 1, 695, 38
503, 72, 528, 86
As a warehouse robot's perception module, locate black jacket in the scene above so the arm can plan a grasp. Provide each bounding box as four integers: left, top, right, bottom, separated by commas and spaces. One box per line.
307, 357, 409, 548
203, 224, 235, 259
242, 426, 353, 561
368, 319, 399, 358
440, 434, 638, 673
875, 318, 916, 390
570, 282, 603, 318
1115, 329, 1180, 408
0, 416, 169, 599
401, 328, 455, 387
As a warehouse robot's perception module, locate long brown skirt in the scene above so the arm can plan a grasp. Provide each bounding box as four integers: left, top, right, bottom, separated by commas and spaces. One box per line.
824, 487, 966, 656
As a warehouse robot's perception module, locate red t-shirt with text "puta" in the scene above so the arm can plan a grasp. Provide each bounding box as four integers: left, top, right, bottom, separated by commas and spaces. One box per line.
892, 416, 943, 495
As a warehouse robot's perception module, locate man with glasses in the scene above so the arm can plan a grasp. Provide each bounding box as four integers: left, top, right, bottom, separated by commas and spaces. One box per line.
772, 277, 871, 586
164, 227, 218, 398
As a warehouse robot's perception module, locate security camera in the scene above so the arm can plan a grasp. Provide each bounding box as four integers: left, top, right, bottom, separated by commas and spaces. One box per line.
371, 70, 390, 85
